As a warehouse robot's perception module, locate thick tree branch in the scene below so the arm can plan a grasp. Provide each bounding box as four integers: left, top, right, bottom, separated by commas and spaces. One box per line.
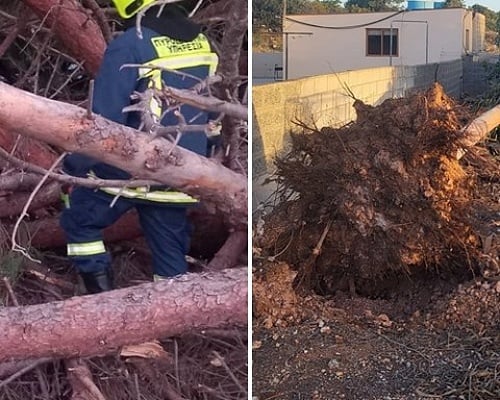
0, 172, 41, 192
459, 104, 500, 149
192, 0, 233, 24
0, 126, 59, 170
65, 359, 106, 400
20, 0, 106, 76
0, 268, 247, 363
2, 211, 142, 249
207, 230, 247, 271
0, 181, 60, 218
162, 86, 248, 121
81, 0, 112, 44
0, 146, 163, 189
216, 0, 247, 80
0, 82, 247, 228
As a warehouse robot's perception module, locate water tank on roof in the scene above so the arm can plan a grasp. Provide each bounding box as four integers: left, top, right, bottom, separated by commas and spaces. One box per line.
407, 1, 434, 9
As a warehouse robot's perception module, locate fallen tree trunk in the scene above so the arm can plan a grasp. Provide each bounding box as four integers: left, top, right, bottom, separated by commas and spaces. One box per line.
2, 208, 228, 259
0, 127, 58, 169
0, 82, 247, 228
0, 172, 42, 192
0, 267, 247, 363
21, 0, 106, 76
459, 104, 500, 148
0, 181, 60, 218
2, 211, 142, 249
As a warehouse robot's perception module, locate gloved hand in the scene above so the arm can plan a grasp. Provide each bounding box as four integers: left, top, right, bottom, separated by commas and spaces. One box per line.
206, 120, 222, 158
60, 184, 73, 209
205, 119, 222, 138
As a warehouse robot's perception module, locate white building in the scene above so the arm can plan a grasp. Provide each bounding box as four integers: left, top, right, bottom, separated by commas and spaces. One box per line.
283, 7, 486, 79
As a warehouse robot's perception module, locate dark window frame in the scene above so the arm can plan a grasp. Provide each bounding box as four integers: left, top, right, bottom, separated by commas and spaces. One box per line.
366, 28, 399, 57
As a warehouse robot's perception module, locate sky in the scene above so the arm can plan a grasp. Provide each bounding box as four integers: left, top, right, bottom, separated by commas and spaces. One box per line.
464, 0, 500, 12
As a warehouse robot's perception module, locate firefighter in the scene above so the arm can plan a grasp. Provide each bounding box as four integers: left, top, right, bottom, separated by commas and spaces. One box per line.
60, 0, 219, 294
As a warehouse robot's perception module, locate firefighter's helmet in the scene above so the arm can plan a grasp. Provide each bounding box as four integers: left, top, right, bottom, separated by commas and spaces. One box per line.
112, 0, 156, 19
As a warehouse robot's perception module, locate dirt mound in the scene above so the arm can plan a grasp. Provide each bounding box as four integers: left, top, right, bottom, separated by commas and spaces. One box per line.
257, 83, 498, 296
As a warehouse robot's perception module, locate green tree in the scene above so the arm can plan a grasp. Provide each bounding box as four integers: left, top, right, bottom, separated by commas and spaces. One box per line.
345, 0, 404, 12
253, 0, 342, 31
443, 0, 465, 7
306, 0, 343, 14
471, 4, 498, 32
253, 0, 282, 31
496, 11, 500, 46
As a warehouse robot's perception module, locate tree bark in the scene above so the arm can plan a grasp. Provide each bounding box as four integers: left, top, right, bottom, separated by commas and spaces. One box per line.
21, 0, 106, 76
216, 0, 247, 80
2, 208, 227, 257
2, 211, 142, 249
459, 104, 500, 148
208, 230, 247, 270
0, 181, 60, 218
0, 127, 59, 169
0, 172, 42, 192
0, 82, 247, 228
0, 267, 247, 363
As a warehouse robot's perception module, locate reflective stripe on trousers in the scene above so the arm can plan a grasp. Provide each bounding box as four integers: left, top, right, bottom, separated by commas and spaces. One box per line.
67, 240, 106, 256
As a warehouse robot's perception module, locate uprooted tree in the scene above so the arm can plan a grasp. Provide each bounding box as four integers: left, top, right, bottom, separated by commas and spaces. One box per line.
256, 83, 499, 299
0, 0, 248, 392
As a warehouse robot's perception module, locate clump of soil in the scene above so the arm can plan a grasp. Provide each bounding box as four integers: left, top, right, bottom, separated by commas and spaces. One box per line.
257, 83, 498, 296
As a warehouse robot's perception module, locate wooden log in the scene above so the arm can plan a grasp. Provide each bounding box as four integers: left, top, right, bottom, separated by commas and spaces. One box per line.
0, 127, 58, 169
2, 209, 227, 258
0, 182, 60, 218
0, 82, 247, 228
2, 211, 142, 249
459, 104, 500, 148
20, 0, 106, 76
0, 268, 247, 363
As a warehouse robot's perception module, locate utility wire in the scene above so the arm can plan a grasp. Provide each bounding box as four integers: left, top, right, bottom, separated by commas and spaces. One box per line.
285, 10, 406, 30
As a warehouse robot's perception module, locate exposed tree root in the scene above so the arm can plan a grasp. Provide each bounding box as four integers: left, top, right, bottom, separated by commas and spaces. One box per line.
258, 83, 499, 296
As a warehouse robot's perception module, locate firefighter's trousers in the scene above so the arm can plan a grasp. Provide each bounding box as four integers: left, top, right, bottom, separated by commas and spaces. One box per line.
60, 187, 191, 278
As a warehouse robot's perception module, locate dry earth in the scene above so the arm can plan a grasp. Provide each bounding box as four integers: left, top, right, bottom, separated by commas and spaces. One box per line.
253, 261, 499, 400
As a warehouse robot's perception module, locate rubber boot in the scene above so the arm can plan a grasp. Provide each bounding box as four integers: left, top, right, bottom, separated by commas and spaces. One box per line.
80, 269, 114, 294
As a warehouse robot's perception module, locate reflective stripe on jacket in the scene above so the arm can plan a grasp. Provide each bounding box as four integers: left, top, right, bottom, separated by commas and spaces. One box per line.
140, 33, 218, 123
87, 171, 198, 205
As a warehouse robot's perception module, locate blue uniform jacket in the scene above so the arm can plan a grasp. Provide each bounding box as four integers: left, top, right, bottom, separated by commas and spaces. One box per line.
64, 16, 213, 180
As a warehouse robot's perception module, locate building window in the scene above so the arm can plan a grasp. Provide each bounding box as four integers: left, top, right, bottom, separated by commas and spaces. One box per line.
366, 29, 398, 56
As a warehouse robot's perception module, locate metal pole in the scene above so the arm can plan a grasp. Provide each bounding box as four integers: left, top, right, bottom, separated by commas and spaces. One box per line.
390, 22, 394, 66
425, 21, 429, 64
283, 0, 288, 80
285, 34, 289, 80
